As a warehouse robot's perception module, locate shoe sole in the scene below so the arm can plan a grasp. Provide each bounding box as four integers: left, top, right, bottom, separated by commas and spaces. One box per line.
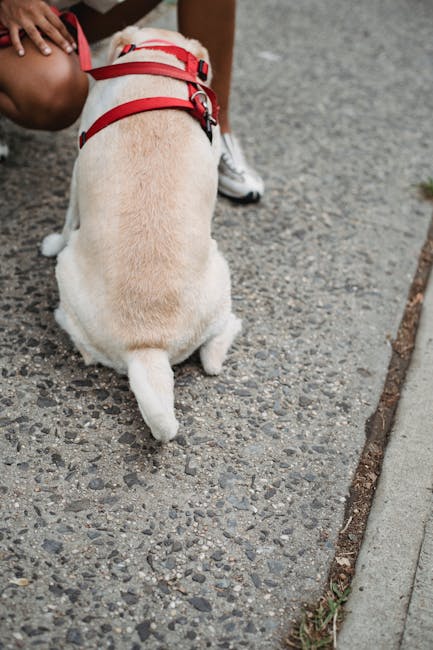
218, 189, 261, 204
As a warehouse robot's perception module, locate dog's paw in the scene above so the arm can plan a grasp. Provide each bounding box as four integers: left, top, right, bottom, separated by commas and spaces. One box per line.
41, 233, 66, 257
201, 358, 223, 376
150, 415, 179, 443
0, 142, 9, 161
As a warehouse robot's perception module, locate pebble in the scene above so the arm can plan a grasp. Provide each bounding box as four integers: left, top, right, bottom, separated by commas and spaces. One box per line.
185, 457, 198, 476
227, 495, 250, 511
122, 591, 139, 605
192, 573, 206, 583
88, 478, 105, 490
37, 396, 56, 408
136, 620, 151, 641
41, 539, 63, 554
123, 472, 140, 488
66, 628, 83, 645
188, 597, 212, 612
64, 499, 90, 512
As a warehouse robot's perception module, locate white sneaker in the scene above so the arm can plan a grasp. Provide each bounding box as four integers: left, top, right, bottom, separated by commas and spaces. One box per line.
0, 141, 8, 161
218, 133, 264, 203
0, 119, 9, 161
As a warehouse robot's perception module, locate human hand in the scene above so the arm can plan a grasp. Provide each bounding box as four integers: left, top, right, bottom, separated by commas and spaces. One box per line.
0, 0, 76, 56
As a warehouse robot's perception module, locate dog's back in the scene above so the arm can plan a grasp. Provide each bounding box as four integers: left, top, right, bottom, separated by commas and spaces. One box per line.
43, 27, 240, 442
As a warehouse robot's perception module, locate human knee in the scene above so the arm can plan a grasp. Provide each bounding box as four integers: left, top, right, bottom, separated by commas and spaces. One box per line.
31, 61, 89, 130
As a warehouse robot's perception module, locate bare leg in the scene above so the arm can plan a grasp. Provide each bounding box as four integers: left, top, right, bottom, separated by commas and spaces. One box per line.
0, 40, 88, 129
177, 0, 235, 134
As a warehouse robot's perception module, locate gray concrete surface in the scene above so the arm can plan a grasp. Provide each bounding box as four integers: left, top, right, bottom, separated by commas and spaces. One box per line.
401, 498, 433, 650
338, 274, 433, 650
1, 0, 433, 648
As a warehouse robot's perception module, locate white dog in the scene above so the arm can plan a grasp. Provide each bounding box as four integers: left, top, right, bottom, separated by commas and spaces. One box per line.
42, 26, 241, 443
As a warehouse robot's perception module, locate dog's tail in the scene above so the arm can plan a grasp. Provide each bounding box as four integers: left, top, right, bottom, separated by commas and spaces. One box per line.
127, 348, 178, 443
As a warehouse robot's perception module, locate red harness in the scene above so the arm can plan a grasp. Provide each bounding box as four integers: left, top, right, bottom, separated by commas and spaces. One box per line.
78, 40, 219, 148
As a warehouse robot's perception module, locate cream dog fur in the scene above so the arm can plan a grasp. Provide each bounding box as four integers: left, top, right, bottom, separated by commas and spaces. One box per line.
41, 26, 241, 443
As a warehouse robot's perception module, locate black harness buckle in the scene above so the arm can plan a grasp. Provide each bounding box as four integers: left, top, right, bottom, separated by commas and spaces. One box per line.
118, 43, 136, 58
198, 59, 208, 81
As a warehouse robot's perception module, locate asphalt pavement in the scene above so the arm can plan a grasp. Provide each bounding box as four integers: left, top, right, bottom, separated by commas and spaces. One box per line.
1, 0, 433, 648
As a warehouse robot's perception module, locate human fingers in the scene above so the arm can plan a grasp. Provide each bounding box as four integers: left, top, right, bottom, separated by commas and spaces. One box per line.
38, 14, 75, 53
9, 24, 25, 56
21, 20, 52, 54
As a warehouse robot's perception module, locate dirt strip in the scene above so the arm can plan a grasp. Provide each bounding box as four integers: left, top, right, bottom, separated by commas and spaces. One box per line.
286, 211, 433, 650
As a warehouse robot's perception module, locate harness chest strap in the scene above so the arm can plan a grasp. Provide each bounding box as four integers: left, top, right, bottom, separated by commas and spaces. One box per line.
79, 96, 213, 147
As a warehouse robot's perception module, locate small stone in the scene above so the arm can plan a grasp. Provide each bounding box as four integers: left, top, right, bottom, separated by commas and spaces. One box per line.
105, 405, 120, 415
273, 401, 286, 416
227, 495, 249, 511
122, 591, 139, 605
211, 550, 225, 561
42, 539, 63, 554
250, 573, 261, 588
65, 499, 90, 512
88, 478, 104, 490
188, 597, 212, 612
192, 573, 206, 583
9, 578, 29, 587
51, 453, 65, 468
65, 588, 80, 603
66, 628, 83, 645
123, 472, 140, 488
37, 396, 57, 408
136, 620, 151, 641
234, 388, 252, 397
267, 560, 284, 575
118, 432, 135, 444
218, 472, 238, 489
185, 457, 197, 477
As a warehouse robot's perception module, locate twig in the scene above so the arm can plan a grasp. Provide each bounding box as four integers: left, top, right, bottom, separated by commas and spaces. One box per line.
340, 515, 352, 535
333, 609, 338, 649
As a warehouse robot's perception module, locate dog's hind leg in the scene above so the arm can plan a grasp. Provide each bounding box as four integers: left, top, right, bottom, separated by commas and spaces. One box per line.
127, 348, 179, 443
55, 305, 96, 366
200, 313, 242, 376
41, 160, 79, 257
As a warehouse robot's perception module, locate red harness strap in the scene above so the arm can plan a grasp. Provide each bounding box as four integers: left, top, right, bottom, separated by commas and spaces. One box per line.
78, 41, 218, 148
